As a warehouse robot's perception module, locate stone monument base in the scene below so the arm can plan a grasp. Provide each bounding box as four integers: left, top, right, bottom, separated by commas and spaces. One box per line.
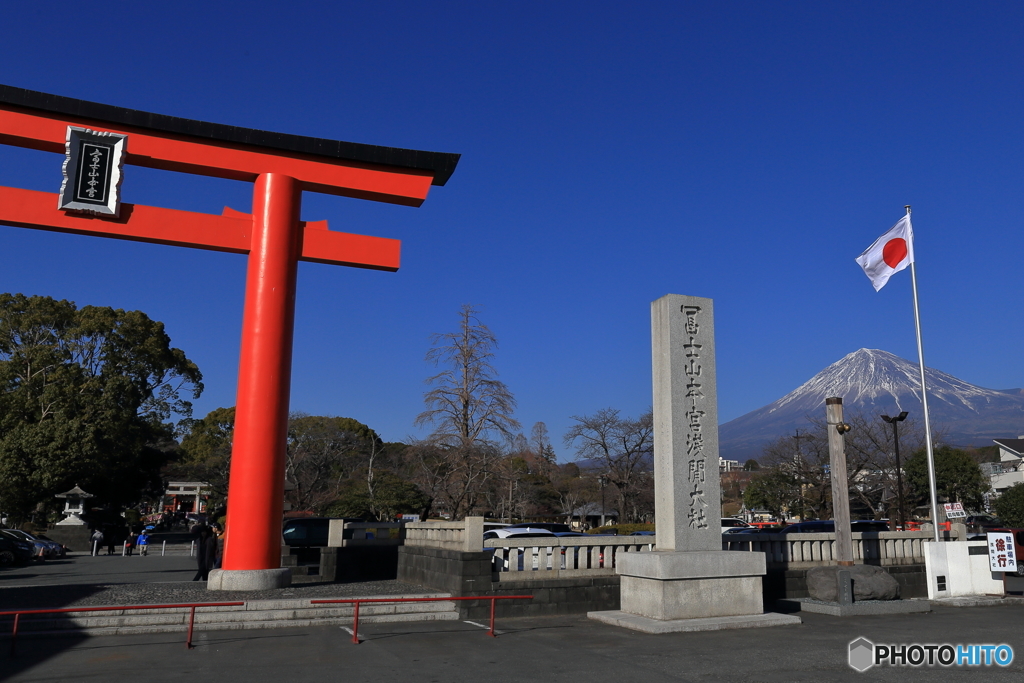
42, 524, 94, 553
778, 598, 931, 617
207, 568, 291, 591
590, 550, 800, 631
589, 610, 801, 633
619, 550, 766, 620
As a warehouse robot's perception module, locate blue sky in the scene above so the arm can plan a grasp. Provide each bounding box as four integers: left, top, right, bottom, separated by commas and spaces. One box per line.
1, 3, 1022, 458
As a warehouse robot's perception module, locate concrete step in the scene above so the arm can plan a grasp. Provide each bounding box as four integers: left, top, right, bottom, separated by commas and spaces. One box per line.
3, 593, 457, 637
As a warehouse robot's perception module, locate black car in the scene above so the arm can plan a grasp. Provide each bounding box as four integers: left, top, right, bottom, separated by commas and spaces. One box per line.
781, 520, 889, 534
281, 517, 364, 547
964, 514, 1003, 535
0, 533, 35, 565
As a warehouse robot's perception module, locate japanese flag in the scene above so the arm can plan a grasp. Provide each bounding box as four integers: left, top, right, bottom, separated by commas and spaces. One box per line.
855, 215, 914, 291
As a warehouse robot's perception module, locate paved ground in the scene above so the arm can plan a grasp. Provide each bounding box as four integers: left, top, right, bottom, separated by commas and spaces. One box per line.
0, 552, 199, 587
0, 552, 431, 610
2, 604, 1022, 682
3, 549, 1023, 681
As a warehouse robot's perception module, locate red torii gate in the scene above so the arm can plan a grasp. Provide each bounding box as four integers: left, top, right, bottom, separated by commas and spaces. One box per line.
0, 85, 459, 589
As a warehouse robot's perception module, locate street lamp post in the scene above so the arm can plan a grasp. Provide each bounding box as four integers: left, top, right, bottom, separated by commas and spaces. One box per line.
598, 475, 608, 527
881, 411, 909, 530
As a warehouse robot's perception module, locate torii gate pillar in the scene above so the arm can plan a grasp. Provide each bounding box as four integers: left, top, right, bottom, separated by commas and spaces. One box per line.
0, 86, 459, 590
223, 174, 302, 579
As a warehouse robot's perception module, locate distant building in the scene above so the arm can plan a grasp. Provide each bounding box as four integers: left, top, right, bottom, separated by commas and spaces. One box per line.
569, 502, 619, 529
719, 457, 740, 473
983, 438, 1024, 498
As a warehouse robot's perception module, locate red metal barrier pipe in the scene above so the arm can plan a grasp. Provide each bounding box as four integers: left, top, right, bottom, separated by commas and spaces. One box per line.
310, 595, 534, 644
1, 601, 245, 656
10, 614, 19, 658
489, 598, 496, 638
187, 606, 197, 649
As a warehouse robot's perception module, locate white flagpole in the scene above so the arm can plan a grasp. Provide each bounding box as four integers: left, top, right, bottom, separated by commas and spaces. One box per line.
905, 205, 941, 542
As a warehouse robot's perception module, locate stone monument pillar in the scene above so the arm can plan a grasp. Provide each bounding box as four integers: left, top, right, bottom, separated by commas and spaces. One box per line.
590, 294, 800, 633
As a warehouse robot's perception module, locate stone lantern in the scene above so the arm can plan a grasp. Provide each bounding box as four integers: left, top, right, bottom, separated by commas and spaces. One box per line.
54, 485, 94, 526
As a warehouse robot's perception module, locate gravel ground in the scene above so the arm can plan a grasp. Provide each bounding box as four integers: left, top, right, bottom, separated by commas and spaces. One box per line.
0, 579, 437, 611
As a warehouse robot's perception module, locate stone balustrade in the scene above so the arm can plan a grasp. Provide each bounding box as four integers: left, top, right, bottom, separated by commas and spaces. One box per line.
402, 517, 484, 552
722, 531, 948, 568
486, 536, 656, 579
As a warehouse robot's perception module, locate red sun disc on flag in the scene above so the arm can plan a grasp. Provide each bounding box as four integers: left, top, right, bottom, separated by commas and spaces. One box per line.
882, 238, 907, 268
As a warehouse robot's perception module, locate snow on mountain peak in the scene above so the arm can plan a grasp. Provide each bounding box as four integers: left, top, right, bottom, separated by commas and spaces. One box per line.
719, 347, 1024, 461
773, 348, 992, 412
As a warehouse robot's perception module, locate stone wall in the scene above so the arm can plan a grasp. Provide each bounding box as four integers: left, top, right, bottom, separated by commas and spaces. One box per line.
41, 525, 93, 552
397, 545, 493, 594
458, 576, 621, 619
399, 546, 926, 614
397, 545, 620, 618
287, 546, 401, 583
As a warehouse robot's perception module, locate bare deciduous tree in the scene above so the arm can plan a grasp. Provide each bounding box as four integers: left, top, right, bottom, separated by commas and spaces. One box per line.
755, 411, 936, 522
563, 408, 653, 523
284, 414, 375, 514
416, 304, 519, 449
413, 305, 519, 519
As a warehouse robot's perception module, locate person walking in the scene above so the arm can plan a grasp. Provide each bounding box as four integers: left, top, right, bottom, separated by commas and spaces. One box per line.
192, 528, 214, 581
106, 528, 117, 556
210, 523, 226, 569
137, 530, 150, 556
125, 531, 137, 556
90, 529, 104, 555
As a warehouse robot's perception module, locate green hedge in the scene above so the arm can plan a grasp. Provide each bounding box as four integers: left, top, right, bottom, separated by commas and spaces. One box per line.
586, 523, 655, 535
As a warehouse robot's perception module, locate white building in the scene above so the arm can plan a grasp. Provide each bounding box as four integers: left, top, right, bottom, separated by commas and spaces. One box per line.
983, 438, 1024, 497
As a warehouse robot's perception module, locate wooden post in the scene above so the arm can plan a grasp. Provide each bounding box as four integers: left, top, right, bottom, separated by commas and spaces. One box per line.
826, 397, 854, 566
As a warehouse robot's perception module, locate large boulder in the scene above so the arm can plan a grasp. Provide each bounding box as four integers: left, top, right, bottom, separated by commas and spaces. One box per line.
806, 564, 900, 602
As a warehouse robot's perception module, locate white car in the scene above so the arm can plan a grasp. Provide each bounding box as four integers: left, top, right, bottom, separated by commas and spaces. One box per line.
483, 528, 556, 571
483, 527, 555, 540
721, 518, 752, 533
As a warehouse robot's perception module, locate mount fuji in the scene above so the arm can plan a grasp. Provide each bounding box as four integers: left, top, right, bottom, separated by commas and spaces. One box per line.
718, 349, 1024, 462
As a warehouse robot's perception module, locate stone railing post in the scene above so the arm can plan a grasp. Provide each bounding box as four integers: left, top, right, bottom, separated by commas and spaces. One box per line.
463, 516, 484, 552
328, 519, 346, 547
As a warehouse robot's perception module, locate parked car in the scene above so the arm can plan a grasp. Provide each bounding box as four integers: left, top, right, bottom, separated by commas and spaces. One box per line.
780, 520, 889, 534
282, 517, 334, 547
0, 529, 48, 560
505, 522, 573, 534
33, 533, 68, 558
483, 528, 555, 540
733, 524, 784, 533
4, 529, 63, 558
484, 529, 556, 571
964, 514, 1003, 536
0, 534, 35, 565
721, 518, 753, 533
724, 526, 771, 535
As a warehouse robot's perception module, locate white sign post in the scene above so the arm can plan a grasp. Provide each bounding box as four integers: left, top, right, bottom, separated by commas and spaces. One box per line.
987, 532, 1018, 573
